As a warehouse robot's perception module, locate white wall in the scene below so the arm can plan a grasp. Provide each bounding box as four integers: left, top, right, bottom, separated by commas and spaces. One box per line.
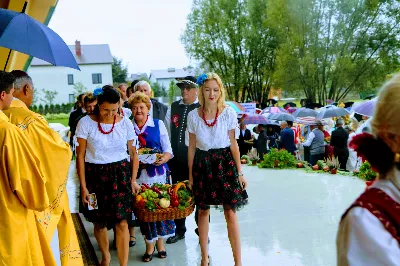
28, 64, 113, 104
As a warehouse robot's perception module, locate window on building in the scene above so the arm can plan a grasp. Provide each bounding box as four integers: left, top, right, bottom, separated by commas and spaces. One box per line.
67, 74, 74, 85
92, 73, 102, 84
69, 94, 75, 103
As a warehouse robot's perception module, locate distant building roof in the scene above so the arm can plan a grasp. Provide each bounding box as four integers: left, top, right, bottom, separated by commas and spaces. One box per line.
30, 44, 113, 66
150, 68, 195, 80
130, 73, 148, 80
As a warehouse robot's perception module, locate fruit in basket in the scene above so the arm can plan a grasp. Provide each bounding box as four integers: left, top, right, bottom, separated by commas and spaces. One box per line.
138, 148, 154, 154
159, 198, 171, 208
173, 182, 186, 195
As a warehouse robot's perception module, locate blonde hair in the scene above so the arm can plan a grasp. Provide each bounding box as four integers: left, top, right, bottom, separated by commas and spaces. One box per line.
128, 91, 151, 110
198, 73, 226, 111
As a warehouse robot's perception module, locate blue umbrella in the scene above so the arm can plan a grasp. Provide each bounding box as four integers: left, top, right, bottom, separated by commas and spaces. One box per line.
0, 7, 80, 71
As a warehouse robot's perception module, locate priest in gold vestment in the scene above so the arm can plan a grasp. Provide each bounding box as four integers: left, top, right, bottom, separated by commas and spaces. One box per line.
3, 71, 83, 266
0, 71, 55, 265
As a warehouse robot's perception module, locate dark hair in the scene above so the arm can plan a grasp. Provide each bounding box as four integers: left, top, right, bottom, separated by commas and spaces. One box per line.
93, 86, 120, 115
0, 71, 16, 93
127, 86, 133, 95
350, 133, 399, 175
287, 121, 293, 127
84, 92, 97, 106
131, 80, 140, 88
77, 93, 86, 102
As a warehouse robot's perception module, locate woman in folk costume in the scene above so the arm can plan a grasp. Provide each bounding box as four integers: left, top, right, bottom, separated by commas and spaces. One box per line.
187, 73, 249, 266
129, 92, 175, 262
75, 86, 140, 266
337, 73, 400, 265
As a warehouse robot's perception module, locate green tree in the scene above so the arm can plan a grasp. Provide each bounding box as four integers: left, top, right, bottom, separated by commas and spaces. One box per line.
182, 0, 277, 102
270, 0, 400, 103
151, 82, 167, 97
32, 88, 41, 106
41, 89, 58, 106
112, 56, 128, 83
73, 82, 87, 97
168, 80, 176, 104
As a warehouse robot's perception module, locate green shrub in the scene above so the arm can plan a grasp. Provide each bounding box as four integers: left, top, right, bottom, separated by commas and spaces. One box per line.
44, 113, 70, 120
258, 148, 297, 169
358, 161, 377, 181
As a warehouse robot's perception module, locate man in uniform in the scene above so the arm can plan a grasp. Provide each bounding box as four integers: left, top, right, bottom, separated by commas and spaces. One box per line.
0, 71, 54, 265
3, 70, 83, 265
164, 76, 201, 243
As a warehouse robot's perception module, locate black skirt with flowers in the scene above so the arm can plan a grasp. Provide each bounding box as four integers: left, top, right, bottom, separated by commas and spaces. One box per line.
193, 147, 248, 211
81, 159, 133, 228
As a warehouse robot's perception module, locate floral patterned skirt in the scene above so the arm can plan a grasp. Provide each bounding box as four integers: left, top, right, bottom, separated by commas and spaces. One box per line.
81, 159, 133, 229
193, 147, 249, 211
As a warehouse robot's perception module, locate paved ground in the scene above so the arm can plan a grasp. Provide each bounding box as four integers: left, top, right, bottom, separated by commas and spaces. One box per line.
68, 165, 365, 266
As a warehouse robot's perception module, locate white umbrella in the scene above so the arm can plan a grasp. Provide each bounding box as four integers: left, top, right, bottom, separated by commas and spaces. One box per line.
292, 108, 318, 118
316, 106, 350, 119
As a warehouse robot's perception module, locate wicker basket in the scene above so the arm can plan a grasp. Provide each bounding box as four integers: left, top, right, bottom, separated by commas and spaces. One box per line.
135, 202, 195, 222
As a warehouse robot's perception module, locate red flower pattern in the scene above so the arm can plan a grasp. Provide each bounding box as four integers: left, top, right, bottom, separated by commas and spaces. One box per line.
172, 114, 180, 128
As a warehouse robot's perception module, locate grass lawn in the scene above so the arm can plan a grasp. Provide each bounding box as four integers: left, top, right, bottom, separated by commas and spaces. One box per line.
48, 118, 68, 126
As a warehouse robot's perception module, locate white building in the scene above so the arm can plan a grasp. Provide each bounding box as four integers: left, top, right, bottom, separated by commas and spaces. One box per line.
28, 41, 113, 104
149, 67, 195, 90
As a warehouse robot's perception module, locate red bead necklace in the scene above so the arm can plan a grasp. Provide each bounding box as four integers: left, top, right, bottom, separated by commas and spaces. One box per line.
98, 115, 116, 134
202, 108, 219, 127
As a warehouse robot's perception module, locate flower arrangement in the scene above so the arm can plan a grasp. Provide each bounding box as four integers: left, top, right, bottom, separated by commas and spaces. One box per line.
196, 73, 208, 86
247, 149, 259, 164
325, 156, 340, 174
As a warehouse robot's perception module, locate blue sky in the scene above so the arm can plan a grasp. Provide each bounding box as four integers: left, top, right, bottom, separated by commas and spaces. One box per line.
49, 0, 193, 75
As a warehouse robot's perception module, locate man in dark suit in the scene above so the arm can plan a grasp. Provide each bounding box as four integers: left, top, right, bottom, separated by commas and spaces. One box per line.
134, 80, 168, 121
68, 93, 86, 147
279, 121, 296, 155
330, 119, 349, 170
255, 124, 268, 158
237, 123, 252, 156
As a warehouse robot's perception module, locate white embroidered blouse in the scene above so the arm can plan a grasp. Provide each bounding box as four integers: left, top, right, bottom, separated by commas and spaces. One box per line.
75, 115, 137, 164
336, 167, 400, 265
186, 106, 238, 151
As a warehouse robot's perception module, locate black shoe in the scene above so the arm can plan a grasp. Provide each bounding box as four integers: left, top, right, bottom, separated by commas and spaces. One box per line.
166, 234, 185, 244
195, 228, 210, 244
129, 236, 136, 247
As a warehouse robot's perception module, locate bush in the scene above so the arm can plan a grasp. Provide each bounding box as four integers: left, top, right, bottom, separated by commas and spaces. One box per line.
30, 103, 73, 115
259, 149, 297, 169
44, 113, 70, 120
357, 161, 377, 181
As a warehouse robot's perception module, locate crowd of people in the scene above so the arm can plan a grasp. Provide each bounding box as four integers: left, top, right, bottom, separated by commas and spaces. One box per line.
1, 67, 399, 265
68, 74, 249, 266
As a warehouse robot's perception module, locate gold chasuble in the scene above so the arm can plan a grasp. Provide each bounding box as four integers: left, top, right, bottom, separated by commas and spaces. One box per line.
0, 111, 53, 265
3, 99, 83, 266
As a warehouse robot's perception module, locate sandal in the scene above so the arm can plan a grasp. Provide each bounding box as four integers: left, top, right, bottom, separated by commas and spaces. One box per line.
129, 236, 136, 247
201, 256, 210, 266
157, 250, 167, 259
142, 248, 155, 262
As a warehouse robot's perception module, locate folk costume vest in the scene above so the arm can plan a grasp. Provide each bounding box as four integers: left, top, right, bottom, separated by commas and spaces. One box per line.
341, 188, 400, 245
170, 100, 200, 162
137, 118, 169, 177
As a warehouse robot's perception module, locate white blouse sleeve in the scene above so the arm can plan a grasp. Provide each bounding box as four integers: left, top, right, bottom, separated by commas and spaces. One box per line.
125, 118, 136, 141
337, 207, 400, 266
187, 110, 196, 134
75, 117, 90, 140
158, 120, 173, 157
227, 107, 238, 131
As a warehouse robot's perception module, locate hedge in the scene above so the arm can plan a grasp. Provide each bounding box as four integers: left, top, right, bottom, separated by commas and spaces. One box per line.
30, 103, 74, 115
